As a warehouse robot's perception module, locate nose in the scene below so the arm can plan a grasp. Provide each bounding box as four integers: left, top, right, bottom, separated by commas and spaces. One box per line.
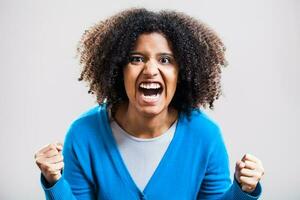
142, 60, 159, 77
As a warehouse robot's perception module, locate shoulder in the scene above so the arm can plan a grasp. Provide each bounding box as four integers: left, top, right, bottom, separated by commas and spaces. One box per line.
71, 105, 102, 128
181, 108, 221, 133
64, 104, 107, 143
179, 108, 224, 143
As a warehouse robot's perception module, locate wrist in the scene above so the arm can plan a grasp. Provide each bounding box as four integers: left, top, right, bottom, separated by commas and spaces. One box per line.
43, 173, 61, 187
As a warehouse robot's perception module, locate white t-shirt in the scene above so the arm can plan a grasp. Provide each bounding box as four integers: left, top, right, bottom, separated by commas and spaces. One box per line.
110, 116, 177, 191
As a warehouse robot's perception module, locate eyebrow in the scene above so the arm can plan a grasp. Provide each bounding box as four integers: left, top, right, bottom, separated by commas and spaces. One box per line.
129, 51, 174, 57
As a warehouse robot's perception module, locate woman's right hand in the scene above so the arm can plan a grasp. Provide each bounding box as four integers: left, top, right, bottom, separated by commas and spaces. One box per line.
34, 142, 64, 185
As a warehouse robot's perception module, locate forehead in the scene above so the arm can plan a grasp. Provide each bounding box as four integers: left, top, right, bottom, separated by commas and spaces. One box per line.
132, 32, 173, 53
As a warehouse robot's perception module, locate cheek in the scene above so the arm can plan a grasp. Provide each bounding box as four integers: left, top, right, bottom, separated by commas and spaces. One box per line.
162, 68, 179, 100
123, 67, 139, 97
166, 69, 179, 91
169, 78, 178, 94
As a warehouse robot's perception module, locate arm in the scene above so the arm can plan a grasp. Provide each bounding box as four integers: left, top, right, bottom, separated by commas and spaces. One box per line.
197, 128, 263, 200
37, 125, 96, 200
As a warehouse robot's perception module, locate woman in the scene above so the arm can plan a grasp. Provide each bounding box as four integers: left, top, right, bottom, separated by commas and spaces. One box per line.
34, 8, 264, 200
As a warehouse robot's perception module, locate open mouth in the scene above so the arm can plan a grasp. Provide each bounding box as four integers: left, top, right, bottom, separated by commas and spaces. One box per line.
138, 82, 163, 97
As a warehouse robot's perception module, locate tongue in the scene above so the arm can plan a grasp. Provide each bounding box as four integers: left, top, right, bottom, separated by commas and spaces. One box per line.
142, 88, 159, 96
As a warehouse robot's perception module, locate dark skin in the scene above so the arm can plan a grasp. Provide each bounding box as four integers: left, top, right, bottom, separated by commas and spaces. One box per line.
34, 9, 264, 193
77, 8, 227, 115
114, 33, 179, 138
113, 33, 264, 192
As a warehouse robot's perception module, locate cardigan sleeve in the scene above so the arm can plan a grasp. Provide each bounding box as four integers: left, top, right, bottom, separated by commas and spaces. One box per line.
40, 124, 96, 200
197, 127, 262, 200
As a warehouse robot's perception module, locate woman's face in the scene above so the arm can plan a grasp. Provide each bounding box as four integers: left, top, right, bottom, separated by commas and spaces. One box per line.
123, 32, 179, 117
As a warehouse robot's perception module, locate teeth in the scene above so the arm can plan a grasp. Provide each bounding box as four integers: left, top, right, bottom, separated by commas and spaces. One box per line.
140, 82, 161, 89
143, 93, 159, 98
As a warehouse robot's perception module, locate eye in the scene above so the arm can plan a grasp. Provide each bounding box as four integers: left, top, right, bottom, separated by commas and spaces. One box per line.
159, 56, 171, 64
129, 55, 144, 64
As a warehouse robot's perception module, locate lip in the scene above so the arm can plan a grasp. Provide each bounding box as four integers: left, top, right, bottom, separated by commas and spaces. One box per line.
136, 80, 164, 106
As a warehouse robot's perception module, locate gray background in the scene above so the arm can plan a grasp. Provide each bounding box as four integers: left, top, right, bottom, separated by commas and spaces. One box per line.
0, 0, 299, 199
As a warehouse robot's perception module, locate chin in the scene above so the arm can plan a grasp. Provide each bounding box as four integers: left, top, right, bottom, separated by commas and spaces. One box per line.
137, 105, 166, 118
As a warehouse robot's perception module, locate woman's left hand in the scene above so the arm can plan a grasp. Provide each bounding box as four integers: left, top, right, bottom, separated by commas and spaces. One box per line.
234, 153, 265, 193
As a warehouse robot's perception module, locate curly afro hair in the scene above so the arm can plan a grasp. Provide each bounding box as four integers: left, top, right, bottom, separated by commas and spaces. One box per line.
77, 8, 227, 116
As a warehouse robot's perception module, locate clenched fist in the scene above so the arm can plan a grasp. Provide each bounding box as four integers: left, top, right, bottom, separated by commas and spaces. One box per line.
234, 153, 265, 193
34, 142, 64, 185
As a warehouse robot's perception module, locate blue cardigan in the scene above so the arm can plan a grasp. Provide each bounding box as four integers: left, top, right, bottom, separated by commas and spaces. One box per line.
41, 104, 262, 200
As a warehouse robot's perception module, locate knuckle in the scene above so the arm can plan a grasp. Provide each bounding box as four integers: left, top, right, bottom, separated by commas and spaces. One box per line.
240, 176, 245, 182
240, 168, 246, 174
48, 143, 56, 150
45, 166, 51, 172
245, 153, 251, 159
59, 163, 65, 169
44, 165, 53, 173
254, 171, 260, 178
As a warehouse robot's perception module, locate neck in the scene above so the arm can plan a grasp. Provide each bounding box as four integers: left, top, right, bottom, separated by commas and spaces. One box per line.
113, 102, 178, 139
